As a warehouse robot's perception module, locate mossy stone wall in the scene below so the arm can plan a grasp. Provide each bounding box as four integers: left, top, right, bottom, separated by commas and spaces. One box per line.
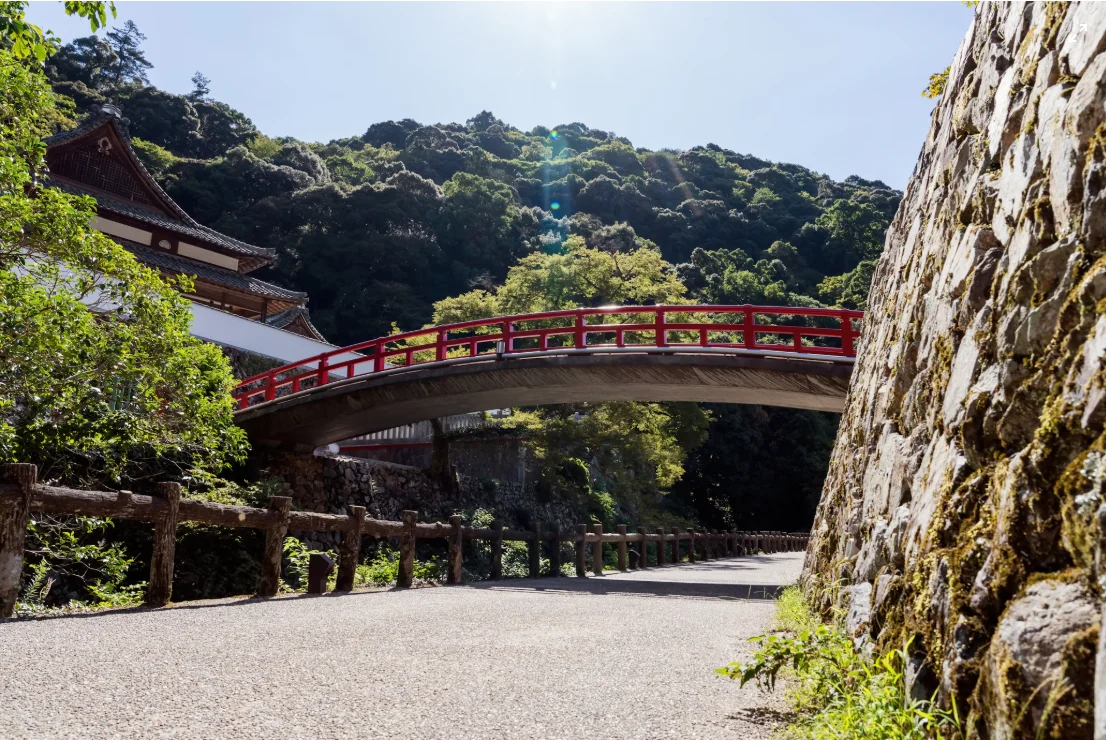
804, 4, 1106, 737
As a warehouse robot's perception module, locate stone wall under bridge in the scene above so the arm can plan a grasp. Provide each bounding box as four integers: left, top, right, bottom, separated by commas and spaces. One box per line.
254, 452, 585, 551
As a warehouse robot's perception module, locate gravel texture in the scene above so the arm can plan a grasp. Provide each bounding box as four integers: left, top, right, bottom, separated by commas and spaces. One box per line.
0, 553, 803, 739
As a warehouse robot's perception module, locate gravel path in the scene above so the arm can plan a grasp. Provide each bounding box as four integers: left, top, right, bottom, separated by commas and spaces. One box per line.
1, 553, 803, 739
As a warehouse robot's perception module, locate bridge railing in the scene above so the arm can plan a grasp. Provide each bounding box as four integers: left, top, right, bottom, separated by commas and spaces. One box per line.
232, 304, 864, 409
0, 463, 810, 617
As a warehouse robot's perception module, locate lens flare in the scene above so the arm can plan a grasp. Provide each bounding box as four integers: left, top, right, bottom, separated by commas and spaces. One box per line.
550, 201, 561, 210
550, 130, 559, 139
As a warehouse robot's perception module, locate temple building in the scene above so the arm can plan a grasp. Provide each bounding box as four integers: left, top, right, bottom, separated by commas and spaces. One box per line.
44, 104, 332, 373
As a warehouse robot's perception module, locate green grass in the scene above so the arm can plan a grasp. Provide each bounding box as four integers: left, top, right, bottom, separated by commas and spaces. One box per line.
772, 585, 820, 634
718, 585, 960, 739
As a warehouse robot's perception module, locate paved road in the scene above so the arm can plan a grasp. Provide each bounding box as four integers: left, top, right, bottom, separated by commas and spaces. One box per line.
1, 553, 803, 739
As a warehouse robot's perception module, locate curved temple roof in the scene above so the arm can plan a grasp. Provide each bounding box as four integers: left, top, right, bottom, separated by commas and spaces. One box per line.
44, 106, 275, 271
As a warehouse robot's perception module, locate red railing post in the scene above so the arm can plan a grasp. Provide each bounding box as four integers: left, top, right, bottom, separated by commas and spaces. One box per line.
315, 355, 329, 387
574, 311, 586, 349
264, 370, 276, 402
841, 311, 855, 357
436, 330, 447, 362
743, 306, 755, 349
374, 340, 386, 373
503, 320, 513, 353
655, 308, 666, 347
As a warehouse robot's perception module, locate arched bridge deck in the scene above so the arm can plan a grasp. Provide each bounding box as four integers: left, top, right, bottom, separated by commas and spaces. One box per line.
233, 305, 863, 451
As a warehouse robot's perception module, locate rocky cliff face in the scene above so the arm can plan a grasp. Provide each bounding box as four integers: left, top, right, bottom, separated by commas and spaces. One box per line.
804, 3, 1106, 737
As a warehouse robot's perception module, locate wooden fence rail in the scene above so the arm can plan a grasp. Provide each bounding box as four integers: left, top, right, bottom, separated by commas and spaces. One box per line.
0, 464, 810, 617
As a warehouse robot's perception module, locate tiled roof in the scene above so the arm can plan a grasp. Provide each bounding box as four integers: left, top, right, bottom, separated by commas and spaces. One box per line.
120, 240, 307, 302
45, 110, 274, 271
44, 110, 120, 147
265, 306, 328, 342
50, 178, 275, 266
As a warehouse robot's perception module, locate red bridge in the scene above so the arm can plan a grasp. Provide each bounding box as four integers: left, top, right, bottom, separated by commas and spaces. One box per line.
233, 305, 863, 451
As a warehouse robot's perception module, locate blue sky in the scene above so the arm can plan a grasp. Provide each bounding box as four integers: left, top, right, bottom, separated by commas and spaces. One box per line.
32, 2, 973, 189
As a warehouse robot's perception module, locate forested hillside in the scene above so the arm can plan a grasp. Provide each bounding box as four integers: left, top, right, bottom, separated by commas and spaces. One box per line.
45, 24, 901, 530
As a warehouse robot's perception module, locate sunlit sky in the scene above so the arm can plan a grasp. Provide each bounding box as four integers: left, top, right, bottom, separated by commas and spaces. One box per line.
32, 2, 973, 189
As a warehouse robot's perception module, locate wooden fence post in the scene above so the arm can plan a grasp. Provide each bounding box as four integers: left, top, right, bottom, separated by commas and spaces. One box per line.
491, 519, 503, 581
687, 528, 697, 563
617, 524, 628, 571
258, 496, 291, 598
529, 521, 541, 578
637, 527, 649, 569
146, 481, 181, 607
307, 552, 335, 594
336, 505, 365, 592
398, 510, 418, 588
448, 515, 463, 585
592, 523, 604, 576
575, 524, 587, 577
672, 526, 681, 563
0, 464, 36, 618
656, 528, 666, 566
551, 526, 562, 577
712, 529, 721, 559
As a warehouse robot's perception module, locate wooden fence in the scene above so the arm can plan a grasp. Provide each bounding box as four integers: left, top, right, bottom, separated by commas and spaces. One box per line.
0, 464, 810, 617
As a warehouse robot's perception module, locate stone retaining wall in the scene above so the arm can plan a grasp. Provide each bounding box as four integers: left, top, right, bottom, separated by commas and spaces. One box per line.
257, 452, 584, 550
804, 4, 1106, 736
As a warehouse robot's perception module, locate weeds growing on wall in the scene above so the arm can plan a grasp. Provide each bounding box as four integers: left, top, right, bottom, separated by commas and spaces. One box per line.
719, 586, 960, 739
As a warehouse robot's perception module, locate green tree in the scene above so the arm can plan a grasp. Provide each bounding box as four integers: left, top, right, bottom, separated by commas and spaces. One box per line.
433, 235, 686, 321
431, 240, 705, 523
0, 1, 114, 62
437, 172, 540, 283
104, 20, 149, 84
815, 199, 888, 265
0, 46, 246, 485
818, 260, 877, 310
188, 70, 210, 100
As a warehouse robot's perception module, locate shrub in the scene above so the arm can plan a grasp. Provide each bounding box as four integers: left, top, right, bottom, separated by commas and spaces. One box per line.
719, 588, 960, 739
354, 545, 444, 587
